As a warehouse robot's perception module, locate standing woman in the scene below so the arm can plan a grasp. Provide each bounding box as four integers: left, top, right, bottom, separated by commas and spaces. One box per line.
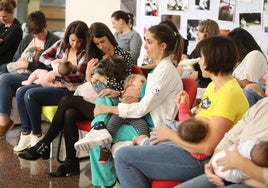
0, 11, 59, 139
0, 0, 23, 65
114, 35, 249, 188
111, 10, 142, 64
18, 22, 132, 177
14, 20, 88, 152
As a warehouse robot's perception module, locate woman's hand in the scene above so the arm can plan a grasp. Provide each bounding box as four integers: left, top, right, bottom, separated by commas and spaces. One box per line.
86, 58, 99, 81
98, 88, 120, 98
149, 125, 173, 144
15, 58, 29, 69
94, 104, 109, 116
205, 162, 225, 186
189, 70, 198, 80
216, 144, 240, 171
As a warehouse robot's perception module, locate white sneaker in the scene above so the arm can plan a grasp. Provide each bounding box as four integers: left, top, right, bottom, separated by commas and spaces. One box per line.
13, 133, 31, 152
111, 141, 132, 158
31, 134, 43, 147
74, 129, 112, 151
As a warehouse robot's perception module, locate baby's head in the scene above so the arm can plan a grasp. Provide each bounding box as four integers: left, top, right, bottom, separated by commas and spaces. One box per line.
250, 141, 268, 167
178, 118, 207, 143
99, 55, 128, 82
124, 74, 146, 89
58, 61, 74, 76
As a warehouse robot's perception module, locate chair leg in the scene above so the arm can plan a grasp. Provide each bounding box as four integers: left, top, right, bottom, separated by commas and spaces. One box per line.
56, 130, 64, 163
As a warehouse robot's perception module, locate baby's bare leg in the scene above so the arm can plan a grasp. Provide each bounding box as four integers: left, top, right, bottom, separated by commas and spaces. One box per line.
245, 83, 265, 97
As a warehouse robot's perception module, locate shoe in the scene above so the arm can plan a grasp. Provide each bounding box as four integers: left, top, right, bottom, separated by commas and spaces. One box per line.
74, 129, 112, 151
111, 141, 132, 158
13, 133, 31, 152
18, 142, 50, 161
48, 158, 80, 177
0, 120, 14, 139
98, 147, 111, 164
31, 134, 43, 147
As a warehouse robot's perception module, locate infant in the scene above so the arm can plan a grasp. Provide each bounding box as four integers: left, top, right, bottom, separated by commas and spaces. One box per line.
212, 139, 268, 183
22, 60, 75, 86
177, 57, 200, 78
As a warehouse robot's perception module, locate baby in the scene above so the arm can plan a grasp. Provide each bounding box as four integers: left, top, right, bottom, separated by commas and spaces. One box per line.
22, 60, 75, 86
177, 58, 200, 78
212, 139, 268, 183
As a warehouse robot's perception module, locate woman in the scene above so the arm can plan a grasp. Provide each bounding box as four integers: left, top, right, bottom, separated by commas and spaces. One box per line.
111, 10, 142, 64
78, 24, 184, 187
177, 72, 268, 188
228, 27, 268, 106
18, 22, 132, 177
13, 20, 88, 152
0, 0, 23, 65
0, 11, 59, 139
114, 35, 249, 188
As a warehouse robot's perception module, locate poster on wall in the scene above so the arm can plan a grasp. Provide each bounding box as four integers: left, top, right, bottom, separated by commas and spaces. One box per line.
145, 0, 159, 16
161, 14, 181, 30
195, 0, 210, 10
264, 0, 268, 11
239, 13, 262, 30
218, 0, 236, 22
264, 14, 268, 32
187, 19, 200, 41
167, 0, 189, 11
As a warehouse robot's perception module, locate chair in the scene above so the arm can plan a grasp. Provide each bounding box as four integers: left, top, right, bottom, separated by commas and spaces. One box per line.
150, 78, 197, 188
42, 64, 144, 162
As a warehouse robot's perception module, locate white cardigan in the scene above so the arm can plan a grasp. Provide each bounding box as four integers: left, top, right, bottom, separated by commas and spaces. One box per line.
118, 57, 183, 127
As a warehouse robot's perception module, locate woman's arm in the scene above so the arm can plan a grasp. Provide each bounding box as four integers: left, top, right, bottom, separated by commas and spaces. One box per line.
151, 116, 233, 156
217, 146, 266, 184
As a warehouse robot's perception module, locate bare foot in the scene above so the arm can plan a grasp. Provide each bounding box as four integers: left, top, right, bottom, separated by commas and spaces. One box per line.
132, 135, 148, 145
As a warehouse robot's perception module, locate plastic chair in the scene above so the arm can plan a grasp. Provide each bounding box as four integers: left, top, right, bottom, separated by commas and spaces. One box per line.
150, 78, 197, 188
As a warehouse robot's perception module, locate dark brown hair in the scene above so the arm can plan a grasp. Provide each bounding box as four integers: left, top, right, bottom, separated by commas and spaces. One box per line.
0, 0, 16, 14
111, 10, 134, 30
195, 35, 239, 76
148, 24, 183, 65
58, 61, 73, 76
26, 11, 47, 34
87, 22, 118, 60
178, 118, 207, 143
62, 20, 88, 54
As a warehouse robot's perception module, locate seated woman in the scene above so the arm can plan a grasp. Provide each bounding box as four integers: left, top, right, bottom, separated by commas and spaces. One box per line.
113, 35, 249, 188
18, 22, 132, 178
0, 11, 59, 139
13, 20, 88, 152
177, 72, 268, 188
228, 27, 268, 107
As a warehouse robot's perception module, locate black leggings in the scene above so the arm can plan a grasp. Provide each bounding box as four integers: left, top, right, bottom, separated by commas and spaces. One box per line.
42, 95, 95, 160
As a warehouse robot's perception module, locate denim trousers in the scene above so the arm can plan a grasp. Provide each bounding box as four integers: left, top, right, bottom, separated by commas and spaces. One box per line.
243, 84, 265, 107
176, 174, 251, 188
114, 141, 209, 188
0, 73, 29, 115
16, 84, 73, 135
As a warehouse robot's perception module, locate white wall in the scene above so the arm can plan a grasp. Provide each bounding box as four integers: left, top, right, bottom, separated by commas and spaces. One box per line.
66, 0, 120, 29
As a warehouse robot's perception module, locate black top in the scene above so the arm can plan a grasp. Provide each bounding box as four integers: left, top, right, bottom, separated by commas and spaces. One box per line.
189, 49, 211, 88
0, 18, 23, 64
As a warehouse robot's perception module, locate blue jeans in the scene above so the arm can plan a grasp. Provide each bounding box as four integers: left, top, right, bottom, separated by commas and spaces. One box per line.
114, 141, 209, 188
177, 174, 251, 188
243, 83, 265, 107
0, 73, 28, 115
16, 84, 73, 135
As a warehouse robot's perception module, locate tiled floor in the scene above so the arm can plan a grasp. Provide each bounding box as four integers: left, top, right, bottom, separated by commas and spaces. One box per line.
0, 123, 95, 188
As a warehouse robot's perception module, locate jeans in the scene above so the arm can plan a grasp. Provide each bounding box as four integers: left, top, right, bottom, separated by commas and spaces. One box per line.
243, 84, 265, 107
177, 174, 251, 188
16, 84, 73, 135
114, 141, 209, 188
0, 73, 28, 115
